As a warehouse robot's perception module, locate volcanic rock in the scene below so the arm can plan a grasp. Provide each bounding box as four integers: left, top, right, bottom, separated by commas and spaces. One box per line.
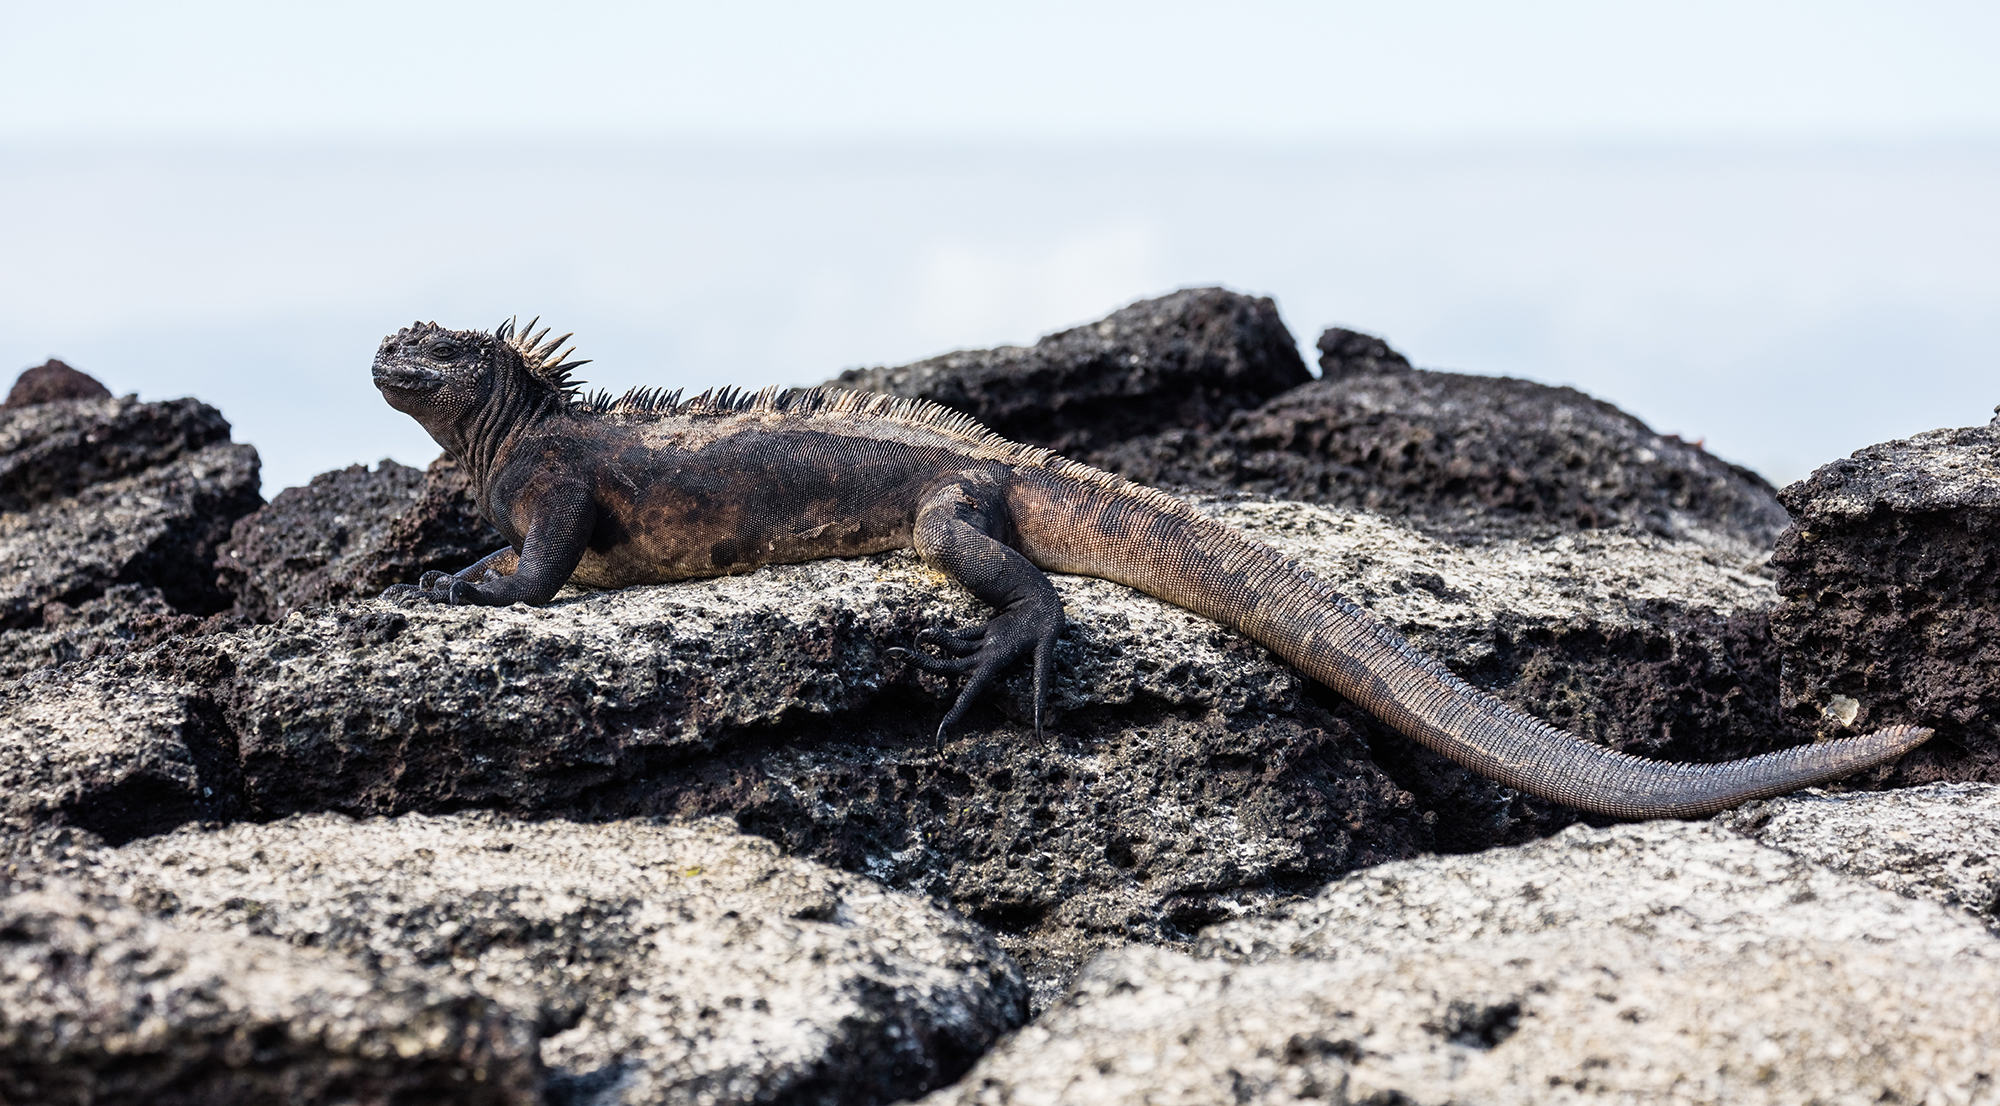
216, 455, 500, 623
0, 584, 205, 683
1097, 330, 1790, 547
1771, 416, 2000, 785
1314, 325, 1412, 379
0, 881, 540, 1106
827, 287, 1311, 454
11, 813, 1025, 1106
0, 435, 260, 627
3, 358, 113, 409
0, 498, 1823, 1007
1719, 782, 2000, 928
925, 818, 2000, 1105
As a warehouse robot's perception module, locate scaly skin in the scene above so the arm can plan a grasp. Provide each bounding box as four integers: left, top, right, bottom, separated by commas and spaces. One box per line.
373, 319, 1933, 818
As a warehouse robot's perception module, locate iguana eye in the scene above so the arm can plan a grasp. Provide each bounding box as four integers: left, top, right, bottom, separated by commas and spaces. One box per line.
428, 341, 461, 362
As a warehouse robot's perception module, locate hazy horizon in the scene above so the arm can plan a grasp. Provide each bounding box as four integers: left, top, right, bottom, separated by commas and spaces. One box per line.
5, 136, 1996, 495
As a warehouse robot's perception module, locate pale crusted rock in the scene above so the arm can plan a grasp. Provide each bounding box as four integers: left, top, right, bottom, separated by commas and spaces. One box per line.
0, 883, 540, 1106
27, 812, 1025, 1106
0, 659, 238, 842
1719, 781, 2000, 927
928, 821, 2000, 1105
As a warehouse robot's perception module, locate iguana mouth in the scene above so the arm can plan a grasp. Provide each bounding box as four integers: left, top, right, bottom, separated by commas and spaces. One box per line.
372, 365, 444, 391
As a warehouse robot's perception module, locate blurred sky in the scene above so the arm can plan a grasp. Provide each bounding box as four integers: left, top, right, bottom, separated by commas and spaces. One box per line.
3, 1, 1997, 493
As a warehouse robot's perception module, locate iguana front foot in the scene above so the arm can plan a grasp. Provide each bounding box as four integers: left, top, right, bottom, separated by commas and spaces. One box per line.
896, 601, 1062, 744
379, 576, 476, 605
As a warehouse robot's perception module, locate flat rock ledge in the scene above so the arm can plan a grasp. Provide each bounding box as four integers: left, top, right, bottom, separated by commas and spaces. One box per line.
926, 815, 2000, 1106
4, 498, 1816, 1008
8, 813, 1025, 1106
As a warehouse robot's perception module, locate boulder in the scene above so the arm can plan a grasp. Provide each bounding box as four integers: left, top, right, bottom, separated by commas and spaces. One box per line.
0, 392, 237, 513
0, 373, 262, 646
1314, 325, 1412, 380
827, 287, 1311, 454
925, 818, 2000, 1105
12, 812, 1025, 1106
0, 436, 260, 626
215, 455, 500, 623
3, 358, 112, 408
1771, 415, 2000, 784
1097, 329, 1791, 547
0, 498, 1829, 1006
0, 881, 540, 1106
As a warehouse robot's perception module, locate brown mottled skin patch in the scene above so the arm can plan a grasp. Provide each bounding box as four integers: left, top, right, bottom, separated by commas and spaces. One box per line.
372, 319, 1933, 818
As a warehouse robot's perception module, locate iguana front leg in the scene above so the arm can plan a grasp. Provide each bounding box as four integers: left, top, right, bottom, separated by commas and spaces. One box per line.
898, 475, 1065, 741
382, 483, 594, 606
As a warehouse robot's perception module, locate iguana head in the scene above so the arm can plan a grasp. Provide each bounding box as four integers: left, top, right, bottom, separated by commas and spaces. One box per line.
373, 318, 591, 457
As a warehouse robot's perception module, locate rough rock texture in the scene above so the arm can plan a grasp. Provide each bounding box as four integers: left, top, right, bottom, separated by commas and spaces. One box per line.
1720, 782, 2000, 928
0, 584, 206, 682
14, 813, 1025, 1106
827, 288, 1311, 454
1771, 416, 2000, 784
0, 882, 541, 1106
926, 819, 2000, 1105
0, 392, 237, 513
0, 386, 262, 648
4, 358, 112, 408
1097, 329, 1790, 547
0, 499, 1823, 1006
216, 455, 501, 623
0, 436, 261, 626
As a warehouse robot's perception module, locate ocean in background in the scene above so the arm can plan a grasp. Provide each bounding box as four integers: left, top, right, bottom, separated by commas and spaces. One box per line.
3, 139, 1995, 495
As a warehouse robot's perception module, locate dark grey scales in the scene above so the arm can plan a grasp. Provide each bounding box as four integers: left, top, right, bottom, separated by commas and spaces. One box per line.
371, 319, 1933, 818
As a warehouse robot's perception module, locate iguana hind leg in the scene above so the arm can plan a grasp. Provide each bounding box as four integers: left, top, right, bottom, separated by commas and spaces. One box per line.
900, 476, 1064, 743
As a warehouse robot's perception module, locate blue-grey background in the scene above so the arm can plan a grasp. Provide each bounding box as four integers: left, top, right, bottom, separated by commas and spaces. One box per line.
4, 2, 1996, 494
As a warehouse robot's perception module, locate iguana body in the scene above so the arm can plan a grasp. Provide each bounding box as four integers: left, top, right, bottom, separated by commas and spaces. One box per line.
372, 319, 1931, 818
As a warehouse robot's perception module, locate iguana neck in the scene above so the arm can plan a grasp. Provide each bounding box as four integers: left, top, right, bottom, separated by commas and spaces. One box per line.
441, 374, 562, 492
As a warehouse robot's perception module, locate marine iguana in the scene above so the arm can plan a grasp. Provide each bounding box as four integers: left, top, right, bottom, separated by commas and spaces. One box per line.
372, 318, 1932, 818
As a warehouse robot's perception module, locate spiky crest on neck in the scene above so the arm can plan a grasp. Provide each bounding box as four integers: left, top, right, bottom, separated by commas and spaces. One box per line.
494, 316, 593, 401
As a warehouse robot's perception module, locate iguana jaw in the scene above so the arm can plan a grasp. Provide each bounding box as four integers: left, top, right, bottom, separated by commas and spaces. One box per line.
371, 364, 446, 394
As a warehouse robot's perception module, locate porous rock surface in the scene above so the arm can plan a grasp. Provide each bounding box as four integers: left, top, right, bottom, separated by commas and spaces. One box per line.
1719, 781, 2000, 927
1097, 328, 1790, 548
926, 818, 2000, 1105
0, 498, 1810, 1007
216, 454, 501, 623
0, 881, 540, 1106
0, 378, 262, 647
827, 287, 1311, 454
11, 813, 1025, 1106
1771, 414, 2000, 784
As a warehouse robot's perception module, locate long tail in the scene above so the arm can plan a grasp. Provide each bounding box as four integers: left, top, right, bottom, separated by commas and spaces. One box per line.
1021, 475, 1931, 818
